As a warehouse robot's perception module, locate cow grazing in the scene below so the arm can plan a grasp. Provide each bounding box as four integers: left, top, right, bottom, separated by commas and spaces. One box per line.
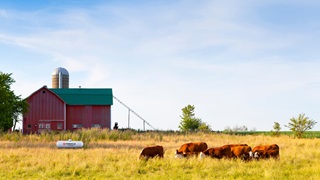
230, 145, 252, 161
175, 142, 208, 158
139, 145, 164, 160
200, 145, 233, 159
252, 144, 279, 160
253, 149, 279, 159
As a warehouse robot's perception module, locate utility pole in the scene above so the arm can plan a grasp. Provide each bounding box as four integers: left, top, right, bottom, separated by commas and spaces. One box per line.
113, 96, 156, 131
128, 109, 130, 129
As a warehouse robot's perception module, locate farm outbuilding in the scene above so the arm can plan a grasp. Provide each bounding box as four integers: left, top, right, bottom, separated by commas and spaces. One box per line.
22, 67, 113, 134
22, 86, 113, 134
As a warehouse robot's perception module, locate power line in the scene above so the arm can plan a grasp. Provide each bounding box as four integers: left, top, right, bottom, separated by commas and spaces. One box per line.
113, 96, 156, 131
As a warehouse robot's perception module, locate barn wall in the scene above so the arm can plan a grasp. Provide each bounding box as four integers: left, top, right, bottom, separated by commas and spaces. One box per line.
66, 105, 111, 130
23, 87, 65, 134
92, 106, 111, 128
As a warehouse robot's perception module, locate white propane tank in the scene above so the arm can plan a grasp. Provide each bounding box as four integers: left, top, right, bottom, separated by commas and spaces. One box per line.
56, 139, 84, 148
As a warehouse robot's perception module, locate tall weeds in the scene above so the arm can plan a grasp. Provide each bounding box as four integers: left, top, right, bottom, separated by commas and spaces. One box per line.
1, 130, 320, 146
1, 132, 320, 179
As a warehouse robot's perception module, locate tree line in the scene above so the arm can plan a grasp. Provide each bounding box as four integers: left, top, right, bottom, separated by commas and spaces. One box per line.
178, 104, 317, 138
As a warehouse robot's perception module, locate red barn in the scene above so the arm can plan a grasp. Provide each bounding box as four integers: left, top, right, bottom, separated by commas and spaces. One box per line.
23, 86, 113, 134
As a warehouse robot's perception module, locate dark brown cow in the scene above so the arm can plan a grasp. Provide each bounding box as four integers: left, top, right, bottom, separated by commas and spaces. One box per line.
252, 144, 279, 159
200, 145, 233, 159
230, 145, 252, 161
139, 145, 164, 160
175, 142, 208, 158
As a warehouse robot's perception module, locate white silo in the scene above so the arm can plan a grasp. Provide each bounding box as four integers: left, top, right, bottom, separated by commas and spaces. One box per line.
52, 67, 69, 88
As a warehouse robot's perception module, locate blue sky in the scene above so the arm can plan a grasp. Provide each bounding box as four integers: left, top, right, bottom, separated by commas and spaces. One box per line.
1, 0, 320, 131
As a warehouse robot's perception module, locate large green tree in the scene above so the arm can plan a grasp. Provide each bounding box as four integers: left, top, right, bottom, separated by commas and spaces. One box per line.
285, 113, 317, 138
178, 104, 211, 132
0, 72, 28, 132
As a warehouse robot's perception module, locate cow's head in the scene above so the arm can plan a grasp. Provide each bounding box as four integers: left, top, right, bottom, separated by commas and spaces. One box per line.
174, 150, 183, 158
175, 154, 184, 158
199, 152, 206, 159
254, 152, 260, 159
249, 151, 253, 158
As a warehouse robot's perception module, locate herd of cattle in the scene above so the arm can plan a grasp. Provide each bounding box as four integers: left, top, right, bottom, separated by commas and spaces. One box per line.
139, 142, 280, 161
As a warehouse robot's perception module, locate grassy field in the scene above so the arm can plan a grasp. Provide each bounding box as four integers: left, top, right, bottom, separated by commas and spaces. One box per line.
1, 130, 320, 179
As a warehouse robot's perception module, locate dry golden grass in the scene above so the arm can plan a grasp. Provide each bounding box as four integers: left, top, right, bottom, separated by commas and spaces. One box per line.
0, 132, 320, 179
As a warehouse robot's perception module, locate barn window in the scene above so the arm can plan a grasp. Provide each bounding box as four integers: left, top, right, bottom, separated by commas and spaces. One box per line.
92, 124, 101, 128
57, 123, 62, 129
42, 91, 46, 94
72, 124, 83, 128
39, 124, 44, 129
27, 124, 31, 129
46, 124, 51, 129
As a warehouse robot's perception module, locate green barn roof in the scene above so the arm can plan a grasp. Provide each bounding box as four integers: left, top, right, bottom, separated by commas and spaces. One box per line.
49, 88, 113, 105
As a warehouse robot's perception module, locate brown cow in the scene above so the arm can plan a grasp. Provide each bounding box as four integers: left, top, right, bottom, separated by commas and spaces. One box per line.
175, 142, 208, 158
230, 145, 252, 161
139, 145, 164, 160
200, 145, 233, 159
252, 144, 279, 159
